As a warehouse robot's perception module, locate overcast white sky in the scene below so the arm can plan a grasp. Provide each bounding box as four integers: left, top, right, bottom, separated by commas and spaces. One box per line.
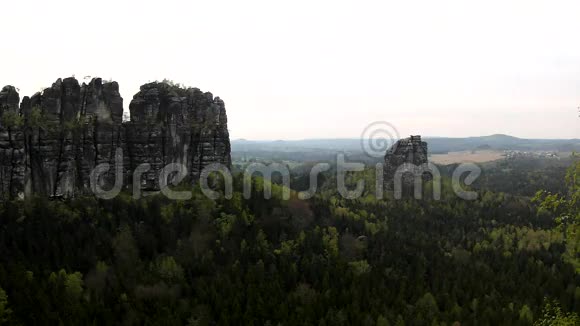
1, 0, 579, 139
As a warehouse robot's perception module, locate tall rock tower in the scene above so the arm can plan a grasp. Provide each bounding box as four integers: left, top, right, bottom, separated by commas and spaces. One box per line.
126, 82, 231, 191
0, 86, 24, 199
384, 135, 430, 193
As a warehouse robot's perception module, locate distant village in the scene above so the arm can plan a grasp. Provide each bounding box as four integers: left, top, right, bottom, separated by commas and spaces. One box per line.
503, 150, 562, 159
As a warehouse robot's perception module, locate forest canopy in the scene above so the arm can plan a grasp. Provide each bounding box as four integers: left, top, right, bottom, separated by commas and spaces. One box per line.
0, 161, 578, 325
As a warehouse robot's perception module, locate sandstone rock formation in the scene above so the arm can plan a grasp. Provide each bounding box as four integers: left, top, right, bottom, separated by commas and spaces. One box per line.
0, 86, 25, 199
126, 82, 231, 190
0, 77, 231, 200
384, 135, 430, 193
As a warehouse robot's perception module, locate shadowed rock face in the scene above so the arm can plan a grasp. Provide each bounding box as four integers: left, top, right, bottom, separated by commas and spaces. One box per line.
384, 135, 430, 192
0, 86, 24, 198
17, 77, 125, 198
126, 82, 231, 190
0, 86, 20, 114
0, 77, 231, 200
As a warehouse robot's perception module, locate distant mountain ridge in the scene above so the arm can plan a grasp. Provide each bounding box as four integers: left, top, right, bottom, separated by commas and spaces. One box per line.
232, 134, 580, 154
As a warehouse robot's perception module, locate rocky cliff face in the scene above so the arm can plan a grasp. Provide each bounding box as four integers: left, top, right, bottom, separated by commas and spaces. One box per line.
0, 86, 24, 199
20, 77, 125, 198
0, 77, 231, 200
126, 82, 231, 190
384, 135, 430, 192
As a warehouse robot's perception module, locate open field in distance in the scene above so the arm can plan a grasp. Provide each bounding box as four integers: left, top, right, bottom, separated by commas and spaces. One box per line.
430, 150, 505, 164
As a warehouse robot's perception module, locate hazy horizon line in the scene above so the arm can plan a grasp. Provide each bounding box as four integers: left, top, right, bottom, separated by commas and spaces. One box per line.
231, 134, 580, 142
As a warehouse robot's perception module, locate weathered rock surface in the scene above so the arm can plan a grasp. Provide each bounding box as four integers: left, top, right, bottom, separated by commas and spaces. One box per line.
384, 135, 430, 192
20, 78, 125, 198
0, 77, 231, 200
0, 86, 20, 114
126, 82, 231, 190
0, 86, 25, 199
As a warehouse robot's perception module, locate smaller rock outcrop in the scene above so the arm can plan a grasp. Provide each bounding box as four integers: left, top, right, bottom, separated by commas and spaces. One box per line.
384, 135, 431, 193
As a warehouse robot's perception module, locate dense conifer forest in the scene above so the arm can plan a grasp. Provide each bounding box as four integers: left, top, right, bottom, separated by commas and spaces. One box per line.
0, 160, 578, 325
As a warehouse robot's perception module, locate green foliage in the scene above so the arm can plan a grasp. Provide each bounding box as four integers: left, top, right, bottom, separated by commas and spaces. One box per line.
152, 256, 184, 283
533, 160, 580, 272
322, 226, 339, 257
0, 110, 23, 128
520, 304, 534, 324
0, 287, 12, 324
62, 118, 83, 133
160, 78, 187, 89
27, 106, 46, 129
534, 299, 579, 326
63, 271, 84, 300
415, 292, 439, 325
0, 169, 577, 324
348, 259, 371, 276
377, 314, 390, 326
472, 157, 574, 196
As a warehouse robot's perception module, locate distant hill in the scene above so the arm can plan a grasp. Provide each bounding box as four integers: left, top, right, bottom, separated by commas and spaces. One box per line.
232, 135, 580, 156
426, 135, 580, 153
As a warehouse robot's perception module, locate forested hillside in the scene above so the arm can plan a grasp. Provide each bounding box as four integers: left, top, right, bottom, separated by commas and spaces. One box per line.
0, 163, 578, 325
